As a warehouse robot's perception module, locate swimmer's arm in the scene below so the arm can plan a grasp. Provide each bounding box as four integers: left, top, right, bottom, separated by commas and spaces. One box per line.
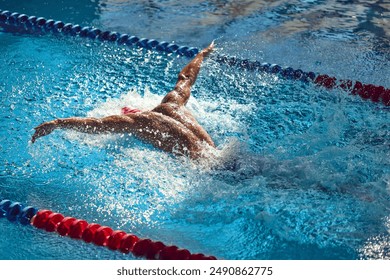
161, 41, 215, 105
179, 40, 215, 86
31, 115, 136, 143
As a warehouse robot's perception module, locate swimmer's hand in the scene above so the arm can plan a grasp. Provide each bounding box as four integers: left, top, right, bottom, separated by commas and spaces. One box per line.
31, 120, 58, 143
201, 40, 215, 57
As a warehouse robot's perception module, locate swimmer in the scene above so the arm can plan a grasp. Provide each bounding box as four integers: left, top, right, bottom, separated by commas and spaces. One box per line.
31, 42, 216, 159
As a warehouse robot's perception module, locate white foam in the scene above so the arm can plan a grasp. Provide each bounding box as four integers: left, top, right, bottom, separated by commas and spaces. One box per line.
59, 89, 264, 215
68, 87, 256, 160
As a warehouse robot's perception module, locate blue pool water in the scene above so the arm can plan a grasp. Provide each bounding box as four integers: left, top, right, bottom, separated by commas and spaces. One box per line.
0, 0, 389, 260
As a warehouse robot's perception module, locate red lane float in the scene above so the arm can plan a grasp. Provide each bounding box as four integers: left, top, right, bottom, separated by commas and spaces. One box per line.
314, 75, 390, 105
93, 226, 113, 246
107, 230, 127, 250
45, 213, 64, 232
31, 210, 53, 229
120, 234, 139, 254
57, 217, 76, 236
31, 210, 216, 260
69, 219, 88, 239
82, 223, 101, 243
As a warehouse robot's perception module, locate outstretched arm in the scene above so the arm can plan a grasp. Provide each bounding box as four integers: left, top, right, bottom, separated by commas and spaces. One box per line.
161, 41, 215, 106
31, 115, 135, 143
178, 40, 215, 86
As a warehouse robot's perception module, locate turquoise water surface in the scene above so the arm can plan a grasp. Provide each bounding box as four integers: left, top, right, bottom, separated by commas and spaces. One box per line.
0, 0, 389, 260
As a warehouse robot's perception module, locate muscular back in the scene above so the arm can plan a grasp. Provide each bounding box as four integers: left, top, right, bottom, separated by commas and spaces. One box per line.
152, 101, 215, 147
128, 110, 208, 158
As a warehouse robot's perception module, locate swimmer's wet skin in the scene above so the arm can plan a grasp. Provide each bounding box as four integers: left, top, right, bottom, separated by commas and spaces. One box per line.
31, 42, 216, 159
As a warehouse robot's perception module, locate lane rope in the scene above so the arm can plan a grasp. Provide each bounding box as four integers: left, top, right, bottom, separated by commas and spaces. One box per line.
0, 198, 217, 260
0, 10, 199, 58
0, 9, 389, 106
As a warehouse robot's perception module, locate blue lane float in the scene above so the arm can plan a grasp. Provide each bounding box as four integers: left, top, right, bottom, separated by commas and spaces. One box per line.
0, 199, 38, 224
0, 10, 198, 58
0, 9, 389, 105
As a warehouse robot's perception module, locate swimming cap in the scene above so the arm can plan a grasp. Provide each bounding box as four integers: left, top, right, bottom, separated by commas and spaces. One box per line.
121, 106, 142, 115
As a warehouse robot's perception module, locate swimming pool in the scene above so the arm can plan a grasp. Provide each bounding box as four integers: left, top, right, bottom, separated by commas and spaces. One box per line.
0, 0, 389, 260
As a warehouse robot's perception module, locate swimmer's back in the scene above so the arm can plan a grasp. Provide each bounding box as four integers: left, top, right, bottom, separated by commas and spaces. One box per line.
129, 111, 206, 158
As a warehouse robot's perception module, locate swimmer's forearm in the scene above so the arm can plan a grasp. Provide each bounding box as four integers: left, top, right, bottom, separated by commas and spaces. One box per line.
31, 115, 135, 143
55, 116, 135, 134
179, 41, 214, 85
55, 117, 104, 133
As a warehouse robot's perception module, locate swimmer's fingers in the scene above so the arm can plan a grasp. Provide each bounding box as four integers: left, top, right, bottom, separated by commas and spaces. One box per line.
31, 129, 46, 143
31, 121, 57, 143
31, 125, 53, 142
201, 41, 215, 57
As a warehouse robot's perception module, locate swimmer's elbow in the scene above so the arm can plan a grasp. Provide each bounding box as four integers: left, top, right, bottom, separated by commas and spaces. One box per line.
177, 73, 195, 86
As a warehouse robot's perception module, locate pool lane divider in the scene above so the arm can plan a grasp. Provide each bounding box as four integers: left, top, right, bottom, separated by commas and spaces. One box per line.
0, 199, 217, 260
0, 10, 199, 58
215, 56, 390, 106
0, 10, 389, 106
